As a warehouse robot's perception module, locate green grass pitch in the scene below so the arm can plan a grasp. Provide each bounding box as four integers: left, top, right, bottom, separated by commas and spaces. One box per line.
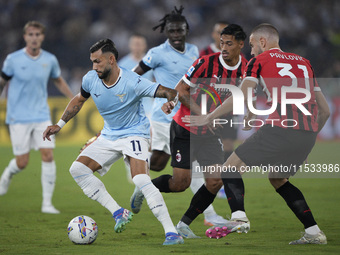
0, 141, 339, 254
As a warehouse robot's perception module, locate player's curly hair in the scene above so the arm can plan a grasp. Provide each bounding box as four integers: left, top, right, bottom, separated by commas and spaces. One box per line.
152, 6, 189, 33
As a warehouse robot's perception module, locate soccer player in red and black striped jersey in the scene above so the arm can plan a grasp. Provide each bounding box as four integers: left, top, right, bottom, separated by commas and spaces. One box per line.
184, 23, 330, 244
155, 24, 249, 238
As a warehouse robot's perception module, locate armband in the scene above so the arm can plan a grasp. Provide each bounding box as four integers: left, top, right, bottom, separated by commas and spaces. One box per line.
56, 119, 66, 129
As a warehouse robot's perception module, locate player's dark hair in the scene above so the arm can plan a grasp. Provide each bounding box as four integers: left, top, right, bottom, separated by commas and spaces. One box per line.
89, 39, 118, 60
152, 6, 189, 33
221, 24, 247, 41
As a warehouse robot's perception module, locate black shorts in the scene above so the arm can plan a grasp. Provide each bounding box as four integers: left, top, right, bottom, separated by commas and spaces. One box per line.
170, 120, 224, 169
235, 125, 317, 177
220, 113, 238, 140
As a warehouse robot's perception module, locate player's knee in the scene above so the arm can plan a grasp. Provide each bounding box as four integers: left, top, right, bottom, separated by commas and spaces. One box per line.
70, 161, 89, 179
16, 158, 28, 169
150, 162, 165, 172
206, 178, 223, 194
269, 178, 287, 189
40, 149, 54, 162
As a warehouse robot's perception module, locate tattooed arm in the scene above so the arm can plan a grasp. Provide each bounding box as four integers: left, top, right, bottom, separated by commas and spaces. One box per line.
43, 93, 88, 141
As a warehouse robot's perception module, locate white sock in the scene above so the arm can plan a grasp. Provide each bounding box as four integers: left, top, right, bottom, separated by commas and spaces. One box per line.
133, 174, 177, 234
305, 225, 321, 235
4, 158, 21, 177
231, 210, 247, 220
190, 165, 216, 218
70, 161, 120, 215
41, 161, 56, 206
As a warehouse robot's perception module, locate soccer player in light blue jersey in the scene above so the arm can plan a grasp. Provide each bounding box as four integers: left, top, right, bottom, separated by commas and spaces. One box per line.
132, 6, 228, 227
133, 6, 198, 172
0, 21, 73, 214
43, 39, 183, 245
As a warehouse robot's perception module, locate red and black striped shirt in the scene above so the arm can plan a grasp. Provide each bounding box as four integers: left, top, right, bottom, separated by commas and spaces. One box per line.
174, 52, 248, 135
244, 48, 320, 132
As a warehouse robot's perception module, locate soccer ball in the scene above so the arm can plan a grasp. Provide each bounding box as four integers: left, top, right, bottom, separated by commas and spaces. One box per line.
67, 215, 98, 244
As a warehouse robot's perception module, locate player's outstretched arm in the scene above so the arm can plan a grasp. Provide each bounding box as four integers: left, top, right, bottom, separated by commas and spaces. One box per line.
315, 91, 330, 132
43, 93, 87, 141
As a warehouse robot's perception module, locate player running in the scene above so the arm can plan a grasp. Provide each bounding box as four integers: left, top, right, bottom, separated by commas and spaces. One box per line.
43, 39, 183, 245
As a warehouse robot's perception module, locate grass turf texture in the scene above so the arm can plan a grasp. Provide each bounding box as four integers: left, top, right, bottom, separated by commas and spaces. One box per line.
0, 141, 339, 254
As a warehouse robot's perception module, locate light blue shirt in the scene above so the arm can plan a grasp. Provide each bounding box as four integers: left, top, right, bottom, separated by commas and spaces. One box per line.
2, 48, 61, 124
142, 40, 198, 123
118, 54, 154, 116
81, 68, 159, 141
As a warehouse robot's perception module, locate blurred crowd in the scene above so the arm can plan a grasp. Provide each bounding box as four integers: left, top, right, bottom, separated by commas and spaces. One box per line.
1, 0, 340, 96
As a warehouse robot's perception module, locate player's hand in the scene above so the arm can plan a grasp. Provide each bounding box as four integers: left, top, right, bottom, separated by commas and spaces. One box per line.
43, 125, 61, 141
181, 114, 210, 127
162, 101, 175, 114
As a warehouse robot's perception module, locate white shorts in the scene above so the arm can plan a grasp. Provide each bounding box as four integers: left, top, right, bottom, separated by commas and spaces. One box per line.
79, 135, 150, 176
9, 121, 55, 156
150, 120, 171, 155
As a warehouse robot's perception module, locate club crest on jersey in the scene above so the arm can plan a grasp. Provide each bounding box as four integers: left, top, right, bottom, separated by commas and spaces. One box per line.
176, 150, 182, 162
116, 94, 126, 102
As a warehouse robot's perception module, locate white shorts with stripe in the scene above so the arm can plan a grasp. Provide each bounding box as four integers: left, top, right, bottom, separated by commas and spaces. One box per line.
79, 135, 150, 176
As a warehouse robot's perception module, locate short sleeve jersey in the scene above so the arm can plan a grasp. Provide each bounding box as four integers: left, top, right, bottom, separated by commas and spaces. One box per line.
2, 48, 61, 124
174, 52, 248, 135
141, 40, 198, 123
81, 68, 159, 141
244, 48, 319, 132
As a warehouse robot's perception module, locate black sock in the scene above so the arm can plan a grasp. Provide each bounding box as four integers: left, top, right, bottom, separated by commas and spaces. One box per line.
224, 151, 233, 162
276, 181, 317, 229
221, 170, 245, 213
151, 175, 172, 193
181, 185, 216, 225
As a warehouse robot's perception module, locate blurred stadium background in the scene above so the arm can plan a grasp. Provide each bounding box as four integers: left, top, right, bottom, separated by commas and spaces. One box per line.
1, 0, 340, 143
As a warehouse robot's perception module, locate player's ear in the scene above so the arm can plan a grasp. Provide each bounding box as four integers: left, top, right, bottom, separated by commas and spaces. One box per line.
109, 54, 116, 65
239, 40, 245, 49
259, 37, 266, 49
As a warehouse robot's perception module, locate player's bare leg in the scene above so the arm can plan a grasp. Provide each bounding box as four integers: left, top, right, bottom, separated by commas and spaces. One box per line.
149, 150, 170, 172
